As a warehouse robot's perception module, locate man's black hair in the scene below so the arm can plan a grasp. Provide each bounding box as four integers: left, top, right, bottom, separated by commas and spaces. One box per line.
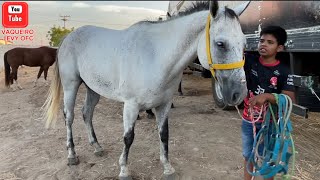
260, 26, 287, 46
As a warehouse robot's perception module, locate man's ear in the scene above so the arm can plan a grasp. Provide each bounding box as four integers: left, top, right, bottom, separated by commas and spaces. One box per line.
277, 45, 284, 52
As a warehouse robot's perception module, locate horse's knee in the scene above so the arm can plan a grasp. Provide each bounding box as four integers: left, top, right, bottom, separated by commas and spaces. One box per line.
63, 108, 74, 125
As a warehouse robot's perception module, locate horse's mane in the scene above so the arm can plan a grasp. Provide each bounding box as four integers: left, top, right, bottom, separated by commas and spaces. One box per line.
178, 1, 211, 17
142, 1, 238, 24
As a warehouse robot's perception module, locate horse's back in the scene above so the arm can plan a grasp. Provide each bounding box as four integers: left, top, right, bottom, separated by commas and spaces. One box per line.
57, 25, 159, 101
61, 25, 122, 53
6, 46, 56, 67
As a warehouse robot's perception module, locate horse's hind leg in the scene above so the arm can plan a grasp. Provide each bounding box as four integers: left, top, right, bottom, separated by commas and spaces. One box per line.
10, 66, 22, 90
155, 101, 175, 177
62, 79, 81, 165
146, 109, 155, 119
82, 86, 103, 156
119, 102, 139, 179
178, 80, 183, 96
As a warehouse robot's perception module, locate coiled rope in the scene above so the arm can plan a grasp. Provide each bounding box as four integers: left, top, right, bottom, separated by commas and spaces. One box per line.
247, 94, 296, 179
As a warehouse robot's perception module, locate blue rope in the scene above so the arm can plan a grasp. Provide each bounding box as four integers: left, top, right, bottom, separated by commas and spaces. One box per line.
247, 94, 295, 179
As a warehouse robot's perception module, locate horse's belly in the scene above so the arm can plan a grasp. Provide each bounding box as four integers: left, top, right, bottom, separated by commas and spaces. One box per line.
81, 72, 172, 108
81, 73, 122, 100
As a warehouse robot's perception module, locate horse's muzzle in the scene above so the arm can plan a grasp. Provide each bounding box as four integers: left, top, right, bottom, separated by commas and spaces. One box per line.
221, 77, 247, 106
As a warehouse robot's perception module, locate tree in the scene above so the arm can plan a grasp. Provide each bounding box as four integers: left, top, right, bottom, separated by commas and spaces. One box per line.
47, 26, 74, 47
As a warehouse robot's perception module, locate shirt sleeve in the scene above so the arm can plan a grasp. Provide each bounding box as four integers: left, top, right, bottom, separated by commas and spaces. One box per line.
279, 65, 295, 92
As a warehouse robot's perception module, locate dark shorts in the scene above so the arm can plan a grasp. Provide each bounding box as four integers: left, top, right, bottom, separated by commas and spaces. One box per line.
241, 119, 272, 161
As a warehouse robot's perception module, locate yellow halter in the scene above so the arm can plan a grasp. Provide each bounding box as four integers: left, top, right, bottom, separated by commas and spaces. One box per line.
205, 14, 245, 78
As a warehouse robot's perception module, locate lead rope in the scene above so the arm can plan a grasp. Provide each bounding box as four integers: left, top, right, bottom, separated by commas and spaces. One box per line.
249, 104, 267, 180
235, 105, 242, 118
235, 101, 266, 180
304, 76, 320, 102
310, 87, 320, 102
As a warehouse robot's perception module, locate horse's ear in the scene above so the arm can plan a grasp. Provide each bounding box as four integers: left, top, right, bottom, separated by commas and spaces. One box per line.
209, 0, 219, 18
233, 1, 251, 16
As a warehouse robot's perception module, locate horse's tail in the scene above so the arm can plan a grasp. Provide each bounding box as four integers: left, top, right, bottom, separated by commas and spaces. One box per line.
42, 34, 70, 128
4, 52, 10, 87
42, 57, 62, 129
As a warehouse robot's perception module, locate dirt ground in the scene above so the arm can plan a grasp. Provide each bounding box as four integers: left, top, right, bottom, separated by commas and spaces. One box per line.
0, 67, 319, 180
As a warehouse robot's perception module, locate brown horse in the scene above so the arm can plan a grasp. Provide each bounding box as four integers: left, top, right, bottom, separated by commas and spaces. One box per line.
4, 46, 57, 90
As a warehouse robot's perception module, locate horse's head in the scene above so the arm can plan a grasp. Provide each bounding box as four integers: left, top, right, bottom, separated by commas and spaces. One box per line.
198, 1, 250, 106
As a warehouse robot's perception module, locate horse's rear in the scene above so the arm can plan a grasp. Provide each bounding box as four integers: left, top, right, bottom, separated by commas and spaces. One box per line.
4, 48, 25, 89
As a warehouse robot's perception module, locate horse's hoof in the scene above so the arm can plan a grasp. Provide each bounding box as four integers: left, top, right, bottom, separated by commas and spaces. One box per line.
178, 92, 183, 96
163, 172, 177, 180
67, 157, 79, 165
147, 114, 155, 119
94, 149, 104, 157
171, 104, 175, 108
119, 176, 133, 180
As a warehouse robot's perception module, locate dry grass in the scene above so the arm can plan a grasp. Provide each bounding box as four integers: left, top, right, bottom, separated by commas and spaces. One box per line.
290, 112, 320, 179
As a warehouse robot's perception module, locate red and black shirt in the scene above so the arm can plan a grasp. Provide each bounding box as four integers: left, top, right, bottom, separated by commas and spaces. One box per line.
242, 54, 295, 121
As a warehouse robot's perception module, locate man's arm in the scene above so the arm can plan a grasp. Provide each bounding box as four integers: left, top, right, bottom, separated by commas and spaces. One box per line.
282, 90, 296, 103
248, 90, 295, 108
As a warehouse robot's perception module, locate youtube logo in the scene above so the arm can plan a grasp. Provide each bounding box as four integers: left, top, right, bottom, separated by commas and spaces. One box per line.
2, 2, 28, 28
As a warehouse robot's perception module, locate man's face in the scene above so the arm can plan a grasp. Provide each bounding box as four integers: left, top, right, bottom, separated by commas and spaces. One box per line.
258, 34, 283, 57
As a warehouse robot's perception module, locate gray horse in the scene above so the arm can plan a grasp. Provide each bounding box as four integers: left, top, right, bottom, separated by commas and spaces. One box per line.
44, 1, 249, 179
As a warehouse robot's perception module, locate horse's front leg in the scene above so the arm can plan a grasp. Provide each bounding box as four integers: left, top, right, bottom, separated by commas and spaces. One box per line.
43, 67, 50, 86
33, 67, 44, 87
155, 101, 176, 177
119, 102, 139, 180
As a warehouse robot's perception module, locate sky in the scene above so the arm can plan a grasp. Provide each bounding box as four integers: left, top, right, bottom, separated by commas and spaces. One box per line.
1, 1, 170, 45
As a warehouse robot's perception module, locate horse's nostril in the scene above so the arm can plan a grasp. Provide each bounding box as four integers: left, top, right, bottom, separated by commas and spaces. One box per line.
232, 93, 239, 102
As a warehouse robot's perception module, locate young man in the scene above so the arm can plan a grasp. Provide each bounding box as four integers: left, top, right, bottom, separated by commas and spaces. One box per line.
242, 26, 296, 180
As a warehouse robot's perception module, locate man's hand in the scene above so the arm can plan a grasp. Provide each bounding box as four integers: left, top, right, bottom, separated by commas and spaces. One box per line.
248, 93, 275, 108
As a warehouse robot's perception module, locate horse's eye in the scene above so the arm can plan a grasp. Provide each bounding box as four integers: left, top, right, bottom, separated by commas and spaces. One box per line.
216, 41, 225, 48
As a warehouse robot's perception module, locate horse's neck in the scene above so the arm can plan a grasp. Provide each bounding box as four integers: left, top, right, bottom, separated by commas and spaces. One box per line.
147, 11, 208, 81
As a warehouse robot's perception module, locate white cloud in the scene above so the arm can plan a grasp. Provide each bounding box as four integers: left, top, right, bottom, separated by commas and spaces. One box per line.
72, 2, 91, 8
95, 5, 166, 15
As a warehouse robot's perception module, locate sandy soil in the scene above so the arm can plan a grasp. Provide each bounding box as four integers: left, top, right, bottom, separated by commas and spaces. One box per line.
0, 67, 319, 180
